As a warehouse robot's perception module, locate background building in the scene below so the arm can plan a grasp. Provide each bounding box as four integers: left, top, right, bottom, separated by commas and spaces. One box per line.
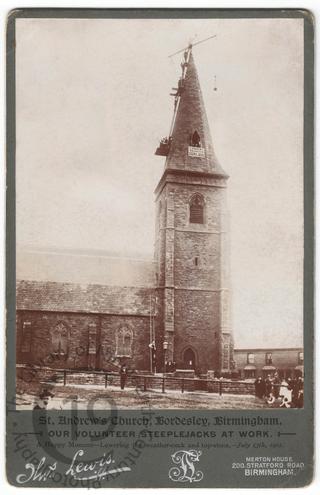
234, 347, 304, 379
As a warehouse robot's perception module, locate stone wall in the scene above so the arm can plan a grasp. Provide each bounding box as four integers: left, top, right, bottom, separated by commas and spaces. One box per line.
154, 173, 231, 373
174, 290, 220, 372
16, 307, 152, 372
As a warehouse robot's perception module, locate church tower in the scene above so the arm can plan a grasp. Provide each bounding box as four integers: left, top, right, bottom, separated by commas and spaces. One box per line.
154, 46, 233, 374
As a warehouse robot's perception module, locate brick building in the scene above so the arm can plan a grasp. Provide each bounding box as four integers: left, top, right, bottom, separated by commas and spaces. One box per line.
16, 47, 234, 375
234, 348, 304, 379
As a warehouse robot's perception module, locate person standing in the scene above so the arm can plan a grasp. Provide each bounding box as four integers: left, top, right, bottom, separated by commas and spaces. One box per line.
273, 372, 281, 399
120, 363, 128, 390
296, 377, 304, 408
261, 377, 266, 398
265, 375, 272, 396
292, 377, 303, 407
265, 375, 274, 404
279, 379, 292, 407
255, 377, 264, 398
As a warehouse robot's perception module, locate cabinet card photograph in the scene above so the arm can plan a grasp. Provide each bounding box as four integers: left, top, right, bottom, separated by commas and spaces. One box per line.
6, 8, 314, 489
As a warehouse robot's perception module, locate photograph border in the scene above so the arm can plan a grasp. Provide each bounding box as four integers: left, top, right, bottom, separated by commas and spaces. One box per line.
6, 8, 314, 488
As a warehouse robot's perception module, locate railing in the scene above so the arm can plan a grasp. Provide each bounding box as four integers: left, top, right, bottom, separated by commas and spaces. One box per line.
103, 372, 224, 395
17, 365, 257, 396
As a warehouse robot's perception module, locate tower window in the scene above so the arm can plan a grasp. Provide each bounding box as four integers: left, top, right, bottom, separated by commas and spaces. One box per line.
189, 194, 204, 224
194, 256, 199, 266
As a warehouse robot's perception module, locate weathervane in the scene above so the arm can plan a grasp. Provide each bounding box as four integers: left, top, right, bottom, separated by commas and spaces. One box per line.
168, 34, 217, 58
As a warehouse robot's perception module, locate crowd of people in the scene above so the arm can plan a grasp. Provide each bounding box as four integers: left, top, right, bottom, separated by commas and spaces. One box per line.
254, 373, 304, 408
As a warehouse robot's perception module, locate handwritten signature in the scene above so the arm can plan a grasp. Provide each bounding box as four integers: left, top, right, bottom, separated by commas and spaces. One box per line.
16, 449, 131, 484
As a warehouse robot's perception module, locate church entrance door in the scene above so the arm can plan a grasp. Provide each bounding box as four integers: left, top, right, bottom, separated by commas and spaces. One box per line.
183, 348, 196, 369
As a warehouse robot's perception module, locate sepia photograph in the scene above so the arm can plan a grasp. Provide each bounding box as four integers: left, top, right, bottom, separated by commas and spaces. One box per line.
15, 17, 304, 411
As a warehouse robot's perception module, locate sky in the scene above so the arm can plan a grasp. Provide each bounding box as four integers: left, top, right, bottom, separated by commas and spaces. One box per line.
15, 18, 304, 348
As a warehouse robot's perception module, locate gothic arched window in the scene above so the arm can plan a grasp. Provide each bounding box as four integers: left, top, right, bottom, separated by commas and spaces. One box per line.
52, 322, 69, 356
189, 194, 204, 224
116, 325, 133, 357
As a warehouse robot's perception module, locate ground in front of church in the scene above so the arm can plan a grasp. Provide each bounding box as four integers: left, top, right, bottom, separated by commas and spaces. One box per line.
16, 381, 274, 410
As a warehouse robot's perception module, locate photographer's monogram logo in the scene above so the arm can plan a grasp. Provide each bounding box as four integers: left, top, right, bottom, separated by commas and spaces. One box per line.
169, 450, 204, 483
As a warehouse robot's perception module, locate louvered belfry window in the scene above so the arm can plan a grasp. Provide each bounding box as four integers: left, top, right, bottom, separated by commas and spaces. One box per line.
189, 194, 204, 224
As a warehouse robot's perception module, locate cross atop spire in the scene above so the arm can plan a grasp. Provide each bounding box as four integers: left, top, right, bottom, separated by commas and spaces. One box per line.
155, 47, 227, 178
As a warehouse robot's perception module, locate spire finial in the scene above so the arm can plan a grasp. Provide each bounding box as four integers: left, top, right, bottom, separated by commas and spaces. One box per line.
168, 34, 216, 58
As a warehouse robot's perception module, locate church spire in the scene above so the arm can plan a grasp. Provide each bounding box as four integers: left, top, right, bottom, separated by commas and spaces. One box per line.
155, 46, 227, 177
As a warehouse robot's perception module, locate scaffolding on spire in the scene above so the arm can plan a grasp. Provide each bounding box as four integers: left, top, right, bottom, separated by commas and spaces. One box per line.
155, 36, 216, 157
154, 46, 191, 156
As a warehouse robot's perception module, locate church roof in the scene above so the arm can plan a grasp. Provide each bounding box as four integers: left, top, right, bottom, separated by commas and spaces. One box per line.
16, 249, 156, 287
16, 279, 154, 315
165, 50, 227, 177
16, 249, 156, 314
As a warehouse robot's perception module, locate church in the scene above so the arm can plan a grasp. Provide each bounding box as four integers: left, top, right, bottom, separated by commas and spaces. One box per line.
16, 46, 234, 375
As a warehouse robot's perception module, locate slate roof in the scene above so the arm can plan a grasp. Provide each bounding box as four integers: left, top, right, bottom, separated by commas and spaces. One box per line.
16, 250, 156, 314
165, 50, 227, 177
17, 280, 155, 315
